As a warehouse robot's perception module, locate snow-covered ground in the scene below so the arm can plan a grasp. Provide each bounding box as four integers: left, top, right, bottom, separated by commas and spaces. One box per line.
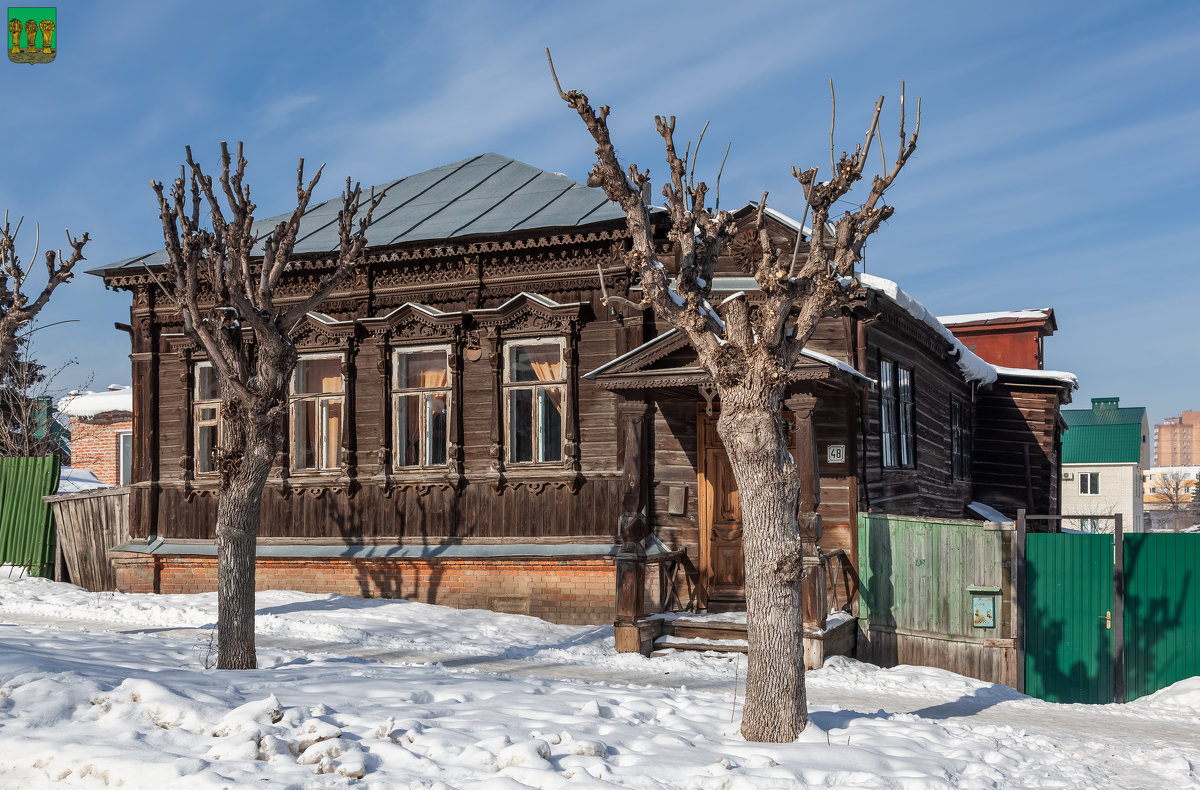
0, 575, 1197, 789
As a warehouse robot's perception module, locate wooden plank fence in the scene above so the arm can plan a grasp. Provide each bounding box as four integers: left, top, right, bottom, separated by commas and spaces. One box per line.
857, 512, 1018, 687
44, 487, 130, 591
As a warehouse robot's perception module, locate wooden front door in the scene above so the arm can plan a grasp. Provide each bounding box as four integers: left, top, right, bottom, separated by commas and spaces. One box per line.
699, 415, 746, 611
703, 445, 745, 609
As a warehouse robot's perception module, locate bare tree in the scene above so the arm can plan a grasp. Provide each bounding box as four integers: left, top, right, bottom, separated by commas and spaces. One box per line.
152, 143, 379, 669
549, 51, 918, 742
1149, 469, 1194, 531
0, 335, 76, 462
0, 214, 89, 375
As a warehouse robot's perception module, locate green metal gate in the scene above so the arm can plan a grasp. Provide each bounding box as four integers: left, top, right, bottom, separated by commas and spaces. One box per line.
1123, 533, 1200, 701
1024, 533, 1114, 703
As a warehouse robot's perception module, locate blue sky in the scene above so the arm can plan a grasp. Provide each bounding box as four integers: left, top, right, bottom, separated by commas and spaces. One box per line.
3, 0, 1197, 436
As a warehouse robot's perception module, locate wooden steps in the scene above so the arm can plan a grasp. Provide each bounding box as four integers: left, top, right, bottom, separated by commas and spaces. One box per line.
642, 611, 859, 668
652, 616, 748, 656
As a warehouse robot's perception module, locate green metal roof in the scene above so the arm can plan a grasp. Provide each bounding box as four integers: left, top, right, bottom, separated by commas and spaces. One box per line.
1062, 397, 1147, 464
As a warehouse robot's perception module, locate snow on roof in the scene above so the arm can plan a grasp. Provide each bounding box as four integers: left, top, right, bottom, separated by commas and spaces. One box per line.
938, 309, 1052, 325
57, 385, 133, 418
858, 274, 998, 386
56, 467, 109, 494
967, 501, 1011, 523
993, 365, 1079, 389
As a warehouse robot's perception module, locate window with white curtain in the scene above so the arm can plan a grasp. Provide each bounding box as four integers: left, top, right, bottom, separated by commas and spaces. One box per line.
503, 339, 565, 464
290, 355, 344, 472
393, 346, 451, 469
193, 362, 220, 476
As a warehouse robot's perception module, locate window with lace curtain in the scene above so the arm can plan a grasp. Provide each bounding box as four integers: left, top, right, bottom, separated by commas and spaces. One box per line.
503, 339, 565, 464
393, 346, 451, 469
194, 362, 221, 476
290, 355, 344, 472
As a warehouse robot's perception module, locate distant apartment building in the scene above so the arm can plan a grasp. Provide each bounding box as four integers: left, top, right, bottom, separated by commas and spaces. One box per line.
1060, 397, 1149, 533
1154, 411, 1200, 466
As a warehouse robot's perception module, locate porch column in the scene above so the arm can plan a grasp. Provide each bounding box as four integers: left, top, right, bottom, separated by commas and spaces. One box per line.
785, 393, 827, 631
615, 400, 651, 625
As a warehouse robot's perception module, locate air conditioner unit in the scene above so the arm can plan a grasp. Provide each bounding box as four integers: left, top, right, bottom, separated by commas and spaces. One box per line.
1062, 472, 1075, 481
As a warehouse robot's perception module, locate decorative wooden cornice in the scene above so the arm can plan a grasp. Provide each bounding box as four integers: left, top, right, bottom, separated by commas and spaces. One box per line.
471, 292, 590, 334
360, 302, 469, 342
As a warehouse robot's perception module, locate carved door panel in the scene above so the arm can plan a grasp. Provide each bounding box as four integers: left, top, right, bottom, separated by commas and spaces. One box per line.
704, 446, 745, 608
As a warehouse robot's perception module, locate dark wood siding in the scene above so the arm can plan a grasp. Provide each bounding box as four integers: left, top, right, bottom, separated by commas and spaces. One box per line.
972, 382, 1063, 517
860, 315, 974, 518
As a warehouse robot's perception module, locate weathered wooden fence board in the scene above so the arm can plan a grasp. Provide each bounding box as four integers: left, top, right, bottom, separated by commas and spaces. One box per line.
857, 512, 1016, 686
44, 487, 130, 591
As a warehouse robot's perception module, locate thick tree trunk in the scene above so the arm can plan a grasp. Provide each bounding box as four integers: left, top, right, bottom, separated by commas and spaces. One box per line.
214, 413, 277, 671
717, 389, 807, 742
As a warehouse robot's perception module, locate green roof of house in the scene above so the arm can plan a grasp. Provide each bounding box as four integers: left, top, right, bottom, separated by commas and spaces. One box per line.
1062, 397, 1147, 464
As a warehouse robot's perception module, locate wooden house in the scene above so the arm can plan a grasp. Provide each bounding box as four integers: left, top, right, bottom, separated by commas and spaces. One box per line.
94, 153, 1075, 637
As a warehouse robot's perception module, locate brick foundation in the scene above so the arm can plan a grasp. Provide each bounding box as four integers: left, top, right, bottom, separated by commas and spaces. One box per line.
110, 552, 616, 625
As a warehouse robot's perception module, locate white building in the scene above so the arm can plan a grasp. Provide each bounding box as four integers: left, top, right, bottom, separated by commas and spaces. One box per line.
1060, 397, 1149, 533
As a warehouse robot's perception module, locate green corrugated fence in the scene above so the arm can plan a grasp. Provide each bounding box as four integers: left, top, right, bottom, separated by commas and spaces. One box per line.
0, 456, 61, 577
1123, 533, 1200, 701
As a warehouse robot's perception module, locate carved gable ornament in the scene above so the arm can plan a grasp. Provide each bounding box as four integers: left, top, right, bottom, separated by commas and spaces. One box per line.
585, 327, 872, 393
290, 311, 357, 350
471, 292, 589, 335
360, 302, 467, 343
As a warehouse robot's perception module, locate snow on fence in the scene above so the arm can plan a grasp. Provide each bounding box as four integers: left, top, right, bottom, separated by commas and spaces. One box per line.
857, 512, 1018, 688
44, 486, 129, 591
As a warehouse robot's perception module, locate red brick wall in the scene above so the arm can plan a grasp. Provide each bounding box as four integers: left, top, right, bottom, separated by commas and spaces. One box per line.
70, 416, 132, 485
110, 553, 616, 625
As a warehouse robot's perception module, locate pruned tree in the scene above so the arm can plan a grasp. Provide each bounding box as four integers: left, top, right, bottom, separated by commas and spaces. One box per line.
0, 213, 89, 375
1151, 469, 1194, 531
152, 142, 380, 670
549, 50, 919, 742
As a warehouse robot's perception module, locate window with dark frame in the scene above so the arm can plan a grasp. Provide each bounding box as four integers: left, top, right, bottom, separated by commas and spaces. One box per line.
880, 356, 915, 468
193, 362, 220, 476
951, 398, 971, 480
503, 339, 565, 464
393, 346, 451, 469
290, 355, 344, 472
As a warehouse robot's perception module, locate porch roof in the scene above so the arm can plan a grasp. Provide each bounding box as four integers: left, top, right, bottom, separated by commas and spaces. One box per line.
583, 328, 875, 392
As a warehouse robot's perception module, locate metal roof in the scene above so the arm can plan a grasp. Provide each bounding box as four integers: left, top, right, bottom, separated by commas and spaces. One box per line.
1062, 397, 1148, 464
91, 153, 627, 276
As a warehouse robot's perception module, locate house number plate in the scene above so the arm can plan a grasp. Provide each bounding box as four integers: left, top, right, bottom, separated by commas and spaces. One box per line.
826, 444, 846, 463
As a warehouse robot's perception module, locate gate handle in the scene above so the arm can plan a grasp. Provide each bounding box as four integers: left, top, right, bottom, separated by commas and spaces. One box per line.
1100, 610, 1111, 630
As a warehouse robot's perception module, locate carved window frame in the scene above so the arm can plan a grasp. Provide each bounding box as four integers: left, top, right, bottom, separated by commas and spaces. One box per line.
391, 344, 453, 471
288, 353, 347, 474
502, 337, 567, 467
473, 293, 588, 492
193, 360, 222, 478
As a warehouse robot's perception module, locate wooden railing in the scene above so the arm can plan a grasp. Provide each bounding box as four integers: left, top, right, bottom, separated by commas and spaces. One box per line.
822, 548, 860, 615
